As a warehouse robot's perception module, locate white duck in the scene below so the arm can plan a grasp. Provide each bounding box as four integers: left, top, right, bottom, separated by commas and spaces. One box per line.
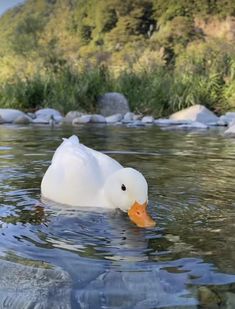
41, 135, 155, 228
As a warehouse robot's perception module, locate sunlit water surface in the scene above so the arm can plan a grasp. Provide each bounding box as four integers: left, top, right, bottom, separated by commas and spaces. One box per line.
1, 124, 235, 308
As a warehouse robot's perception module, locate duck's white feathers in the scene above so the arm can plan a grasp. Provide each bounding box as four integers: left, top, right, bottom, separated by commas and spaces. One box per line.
41, 135, 122, 206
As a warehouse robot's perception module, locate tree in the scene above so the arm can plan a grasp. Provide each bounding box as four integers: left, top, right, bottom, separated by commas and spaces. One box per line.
11, 15, 45, 55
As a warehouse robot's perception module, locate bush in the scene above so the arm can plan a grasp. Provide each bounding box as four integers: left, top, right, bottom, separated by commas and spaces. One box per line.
0, 49, 234, 117
0, 66, 114, 113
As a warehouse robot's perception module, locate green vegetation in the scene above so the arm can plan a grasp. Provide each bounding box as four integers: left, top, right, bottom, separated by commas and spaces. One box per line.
0, 0, 235, 115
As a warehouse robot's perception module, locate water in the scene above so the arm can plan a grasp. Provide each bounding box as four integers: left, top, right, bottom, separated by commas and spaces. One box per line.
1, 123, 235, 308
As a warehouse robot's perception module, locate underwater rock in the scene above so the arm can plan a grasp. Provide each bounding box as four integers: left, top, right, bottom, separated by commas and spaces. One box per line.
0, 259, 72, 309
75, 266, 198, 309
198, 286, 220, 308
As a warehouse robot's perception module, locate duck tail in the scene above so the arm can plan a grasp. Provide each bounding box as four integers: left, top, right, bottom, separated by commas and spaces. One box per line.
63, 135, 80, 145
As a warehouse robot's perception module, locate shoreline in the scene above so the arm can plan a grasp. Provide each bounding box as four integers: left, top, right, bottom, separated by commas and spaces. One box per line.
1, 104, 235, 136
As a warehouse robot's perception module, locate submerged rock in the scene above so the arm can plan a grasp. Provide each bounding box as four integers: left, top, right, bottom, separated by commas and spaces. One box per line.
0, 109, 27, 123
198, 286, 220, 308
75, 267, 197, 309
0, 259, 71, 309
170, 105, 219, 125
98, 92, 130, 116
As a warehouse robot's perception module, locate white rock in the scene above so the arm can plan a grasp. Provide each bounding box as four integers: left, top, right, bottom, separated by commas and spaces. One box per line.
218, 112, 235, 126
170, 105, 219, 124
154, 118, 191, 126
106, 113, 122, 123
35, 108, 63, 123
13, 115, 32, 124
73, 115, 91, 124
98, 92, 130, 116
217, 116, 228, 126
141, 116, 154, 123
123, 112, 135, 122
229, 119, 235, 127
64, 111, 83, 123
33, 117, 50, 124
35, 108, 62, 118
0, 109, 26, 123
225, 112, 235, 118
90, 114, 106, 123
224, 123, 235, 136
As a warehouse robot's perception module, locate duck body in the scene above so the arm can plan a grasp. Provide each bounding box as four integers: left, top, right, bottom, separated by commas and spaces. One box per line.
41, 135, 155, 227
41, 135, 122, 207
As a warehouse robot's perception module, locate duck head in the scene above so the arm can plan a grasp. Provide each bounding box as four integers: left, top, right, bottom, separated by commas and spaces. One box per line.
104, 168, 156, 228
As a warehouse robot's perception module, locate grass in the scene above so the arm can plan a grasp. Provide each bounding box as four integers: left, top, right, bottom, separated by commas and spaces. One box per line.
0, 61, 232, 116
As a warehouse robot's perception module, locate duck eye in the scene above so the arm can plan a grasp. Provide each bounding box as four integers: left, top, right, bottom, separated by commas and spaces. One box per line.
121, 184, 126, 191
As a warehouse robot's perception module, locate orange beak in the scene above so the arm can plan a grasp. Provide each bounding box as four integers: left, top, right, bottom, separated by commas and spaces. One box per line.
128, 201, 156, 228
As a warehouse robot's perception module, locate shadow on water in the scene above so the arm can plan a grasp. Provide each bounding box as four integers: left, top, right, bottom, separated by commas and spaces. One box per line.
1, 124, 235, 307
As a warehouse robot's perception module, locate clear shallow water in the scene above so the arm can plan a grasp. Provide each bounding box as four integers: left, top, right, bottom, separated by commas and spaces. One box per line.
1, 124, 235, 308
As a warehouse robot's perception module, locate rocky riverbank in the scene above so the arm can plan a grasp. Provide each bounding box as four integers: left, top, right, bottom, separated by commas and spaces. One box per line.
1, 92, 235, 136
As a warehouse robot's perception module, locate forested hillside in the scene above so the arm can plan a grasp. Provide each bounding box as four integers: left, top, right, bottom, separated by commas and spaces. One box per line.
0, 0, 235, 115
